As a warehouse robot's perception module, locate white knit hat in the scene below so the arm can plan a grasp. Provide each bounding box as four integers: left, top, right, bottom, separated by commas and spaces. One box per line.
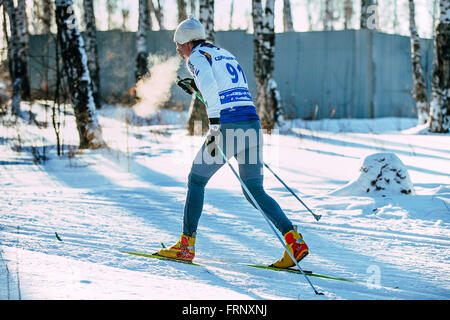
174, 14, 206, 44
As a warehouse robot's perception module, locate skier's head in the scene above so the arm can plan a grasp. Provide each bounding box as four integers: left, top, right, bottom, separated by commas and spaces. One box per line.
174, 14, 206, 45
174, 15, 206, 60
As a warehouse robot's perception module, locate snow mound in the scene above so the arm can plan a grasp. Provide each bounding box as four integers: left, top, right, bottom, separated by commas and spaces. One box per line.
330, 153, 415, 196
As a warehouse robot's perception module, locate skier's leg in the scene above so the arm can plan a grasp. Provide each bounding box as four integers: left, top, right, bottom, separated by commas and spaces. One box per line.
182, 135, 227, 237
182, 171, 212, 237
238, 155, 294, 236
239, 151, 309, 268
235, 120, 308, 268
157, 137, 226, 261
232, 120, 293, 235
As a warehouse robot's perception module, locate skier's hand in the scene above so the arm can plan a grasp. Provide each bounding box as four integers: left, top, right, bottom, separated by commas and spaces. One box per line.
177, 77, 199, 95
205, 123, 221, 157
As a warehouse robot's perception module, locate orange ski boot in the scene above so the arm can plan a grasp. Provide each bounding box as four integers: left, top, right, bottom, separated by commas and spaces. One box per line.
156, 234, 196, 262
271, 229, 308, 268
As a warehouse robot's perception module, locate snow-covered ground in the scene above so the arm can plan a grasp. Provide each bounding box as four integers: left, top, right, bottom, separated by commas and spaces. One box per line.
0, 102, 449, 300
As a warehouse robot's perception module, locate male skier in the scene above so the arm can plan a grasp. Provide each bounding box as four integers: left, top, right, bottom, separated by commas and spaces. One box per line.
156, 15, 308, 269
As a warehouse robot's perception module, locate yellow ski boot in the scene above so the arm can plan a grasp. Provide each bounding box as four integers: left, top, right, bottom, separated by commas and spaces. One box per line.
271, 229, 308, 268
156, 234, 196, 262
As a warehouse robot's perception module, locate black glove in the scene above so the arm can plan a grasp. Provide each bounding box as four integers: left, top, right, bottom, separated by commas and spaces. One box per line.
177, 77, 199, 95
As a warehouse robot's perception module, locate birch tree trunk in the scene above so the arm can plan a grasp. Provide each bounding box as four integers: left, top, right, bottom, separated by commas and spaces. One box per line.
283, 0, 294, 32
106, 0, 119, 30
409, 0, 429, 124
33, 0, 52, 101
393, 0, 399, 33
252, 0, 281, 132
429, 0, 450, 133
199, 0, 214, 41
187, 0, 214, 136
135, 0, 150, 82
344, 0, 353, 30
83, 0, 101, 109
16, 0, 30, 100
190, 0, 196, 16
306, 0, 313, 31
25, 0, 52, 34
432, 0, 439, 38
229, 0, 234, 29
55, 0, 105, 149
31, 0, 42, 34
323, 0, 334, 30
361, 0, 370, 29
177, 0, 187, 23
4, 0, 31, 102
121, 8, 129, 31
42, 0, 53, 34
4, 0, 23, 115
149, 0, 164, 30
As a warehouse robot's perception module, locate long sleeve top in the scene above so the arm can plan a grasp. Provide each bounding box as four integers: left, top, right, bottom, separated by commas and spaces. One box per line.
186, 42, 259, 124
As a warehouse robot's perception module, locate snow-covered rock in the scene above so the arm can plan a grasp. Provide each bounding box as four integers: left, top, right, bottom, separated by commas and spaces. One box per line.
330, 153, 415, 196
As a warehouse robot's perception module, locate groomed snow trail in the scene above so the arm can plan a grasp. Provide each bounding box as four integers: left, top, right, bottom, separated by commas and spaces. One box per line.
0, 105, 449, 299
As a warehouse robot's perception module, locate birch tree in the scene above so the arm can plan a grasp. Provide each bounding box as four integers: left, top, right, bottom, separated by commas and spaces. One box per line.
306, 0, 314, 31
344, 0, 354, 29
55, 0, 105, 149
199, 0, 214, 40
149, 0, 164, 30
31, 0, 53, 34
16, 0, 30, 100
189, 0, 196, 15
4, 0, 24, 115
121, 7, 129, 31
83, 0, 101, 109
252, 0, 281, 131
432, 0, 439, 38
187, 0, 214, 136
35, 0, 53, 102
408, 0, 429, 124
393, 0, 399, 33
31, 0, 42, 34
283, 0, 294, 32
135, 0, 150, 82
43, 0, 53, 33
229, 0, 234, 29
178, 0, 187, 23
323, 0, 335, 30
4, 0, 30, 103
429, 0, 450, 133
106, 0, 117, 30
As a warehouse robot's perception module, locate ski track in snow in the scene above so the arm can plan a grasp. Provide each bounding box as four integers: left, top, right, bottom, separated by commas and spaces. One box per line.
0, 105, 449, 300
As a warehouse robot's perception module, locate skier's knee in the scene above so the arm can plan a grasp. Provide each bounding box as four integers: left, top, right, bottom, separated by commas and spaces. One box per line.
242, 177, 265, 205
188, 172, 209, 188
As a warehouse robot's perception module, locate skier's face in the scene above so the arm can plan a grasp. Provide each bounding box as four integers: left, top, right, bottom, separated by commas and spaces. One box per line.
176, 42, 193, 60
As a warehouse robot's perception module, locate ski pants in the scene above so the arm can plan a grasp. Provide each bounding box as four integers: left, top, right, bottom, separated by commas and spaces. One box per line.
182, 119, 294, 237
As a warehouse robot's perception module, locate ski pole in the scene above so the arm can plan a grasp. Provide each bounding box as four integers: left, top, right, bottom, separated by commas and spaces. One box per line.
263, 162, 322, 222
215, 144, 324, 296
176, 81, 321, 222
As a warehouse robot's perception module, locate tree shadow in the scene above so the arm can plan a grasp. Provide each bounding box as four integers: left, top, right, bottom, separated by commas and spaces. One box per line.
36, 144, 277, 299
286, 128, 450, 162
